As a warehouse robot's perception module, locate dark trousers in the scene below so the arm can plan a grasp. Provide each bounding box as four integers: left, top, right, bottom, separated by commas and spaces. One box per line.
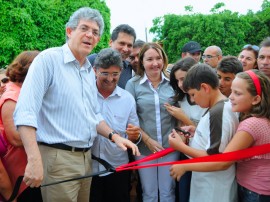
128, 149, 143, 202
18, 187, 43, 202
90, 170, 130, 202
176, 153, 191, 202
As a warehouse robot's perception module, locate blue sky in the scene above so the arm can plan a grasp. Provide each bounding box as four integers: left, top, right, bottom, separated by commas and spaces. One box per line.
105, 0, 264, 41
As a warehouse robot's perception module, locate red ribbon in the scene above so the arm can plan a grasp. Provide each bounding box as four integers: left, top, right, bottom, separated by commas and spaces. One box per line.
116, 143, 270, 172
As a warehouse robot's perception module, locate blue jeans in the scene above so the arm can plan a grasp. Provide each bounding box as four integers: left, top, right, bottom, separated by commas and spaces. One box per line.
177, 153, 191, 202
238, 184, 270, 202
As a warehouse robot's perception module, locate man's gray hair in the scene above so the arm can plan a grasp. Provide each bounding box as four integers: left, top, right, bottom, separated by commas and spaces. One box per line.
260, 37, 270, 48
94, 48, 123, 69
65, 7, 104, 41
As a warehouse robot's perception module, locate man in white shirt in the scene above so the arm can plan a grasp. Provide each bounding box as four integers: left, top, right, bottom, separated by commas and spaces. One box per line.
90, 48, 140, 202
14, 7, 139, 202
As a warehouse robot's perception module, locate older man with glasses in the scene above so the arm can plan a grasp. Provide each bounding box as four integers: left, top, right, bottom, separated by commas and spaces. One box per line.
13, 7, 139, 202
91, 48, 140, 202
202, 45, 223, 69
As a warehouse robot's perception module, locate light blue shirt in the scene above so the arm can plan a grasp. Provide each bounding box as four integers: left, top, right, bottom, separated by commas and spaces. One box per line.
14, 43, 103, 148
125, 73, 176, 155
91, 86, 139, 175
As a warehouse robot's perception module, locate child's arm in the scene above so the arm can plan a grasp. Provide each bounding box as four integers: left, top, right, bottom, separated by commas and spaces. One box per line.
170, 130, 254, 181
168, 129, 208, 158
164, 103, 195, 126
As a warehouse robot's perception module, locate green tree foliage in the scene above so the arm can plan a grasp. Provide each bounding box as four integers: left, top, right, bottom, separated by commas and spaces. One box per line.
184, 5, 193, 12
150, 1, 270, 63
0, 0, 110, 67
210, 2, 225, 13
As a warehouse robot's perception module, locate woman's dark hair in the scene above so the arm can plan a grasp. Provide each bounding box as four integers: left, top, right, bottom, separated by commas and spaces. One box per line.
6, 51, 39, 83
169, 57, 196, 101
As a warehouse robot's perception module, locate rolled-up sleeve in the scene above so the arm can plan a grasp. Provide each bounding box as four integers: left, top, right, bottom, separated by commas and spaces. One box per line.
14, 53, 51, 128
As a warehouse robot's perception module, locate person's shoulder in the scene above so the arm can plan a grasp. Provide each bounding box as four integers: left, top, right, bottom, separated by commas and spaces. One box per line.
118, 86, 133, 96
87, 53, 97, 58
125, 76, 141, 89
87, 53, 98, 65
209, 99, 236, 117
243, 116, 268, 124
115, 86, 135, 101
123, 60, 131, 68
129, 75, 141, 82
38, 46, 63, 60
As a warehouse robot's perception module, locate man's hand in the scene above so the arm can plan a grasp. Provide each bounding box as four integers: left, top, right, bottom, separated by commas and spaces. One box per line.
97, 121, 140, 155
126, 124, 141, 142
18, 126, 43, 187
112, 134, 140, 156
23, 156, 43, 187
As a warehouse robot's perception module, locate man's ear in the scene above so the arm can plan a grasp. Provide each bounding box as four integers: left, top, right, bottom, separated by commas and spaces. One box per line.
109, 39, 113, 47
181, 53, 186, 58
252, 95, 261, 106
200, 83, 210, 93
94, 67, 98, 75
66, 27, 73, 39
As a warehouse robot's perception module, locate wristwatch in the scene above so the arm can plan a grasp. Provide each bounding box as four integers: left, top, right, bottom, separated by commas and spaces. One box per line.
108, 131, 118, 142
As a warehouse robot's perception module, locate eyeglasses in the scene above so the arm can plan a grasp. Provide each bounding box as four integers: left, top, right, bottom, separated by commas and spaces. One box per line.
98, 72, 121, 78
243, 44, 259, 52
77, 25, 100, 37
202, 55, 219, 60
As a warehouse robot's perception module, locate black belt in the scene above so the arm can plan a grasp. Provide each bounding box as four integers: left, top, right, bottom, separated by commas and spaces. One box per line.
39, 142, 90, 152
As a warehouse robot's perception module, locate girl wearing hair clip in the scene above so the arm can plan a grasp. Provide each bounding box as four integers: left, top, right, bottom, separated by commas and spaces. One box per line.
170, 69, 270, 202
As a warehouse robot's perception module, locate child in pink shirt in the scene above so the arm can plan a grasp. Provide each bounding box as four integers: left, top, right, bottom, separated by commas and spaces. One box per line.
170, 69, 270, 202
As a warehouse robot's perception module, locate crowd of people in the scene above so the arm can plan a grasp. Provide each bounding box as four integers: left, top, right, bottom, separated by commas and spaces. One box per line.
0, 6, 270, 202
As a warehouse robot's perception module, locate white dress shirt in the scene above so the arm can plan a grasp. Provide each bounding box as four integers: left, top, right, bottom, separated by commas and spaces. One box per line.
14, 43, 103, 148
91, 86, 139, 175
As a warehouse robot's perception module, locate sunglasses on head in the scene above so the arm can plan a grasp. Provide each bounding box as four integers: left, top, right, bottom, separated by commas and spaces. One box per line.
243, 44, 259, 52
1, 78, 9, 84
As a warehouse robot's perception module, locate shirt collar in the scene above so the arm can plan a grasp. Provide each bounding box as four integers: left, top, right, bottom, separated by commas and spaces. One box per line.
62, 43, 92, 72
97, 86, 122, 99
112, 86, 122, 97
139, 72, 169, 85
